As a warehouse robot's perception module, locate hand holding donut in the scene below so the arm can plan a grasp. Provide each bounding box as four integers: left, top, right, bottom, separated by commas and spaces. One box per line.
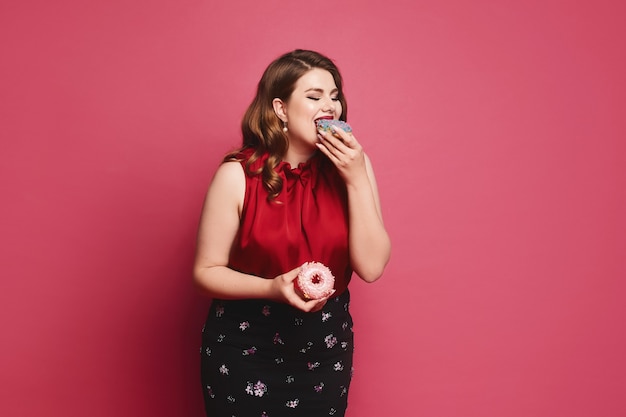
294, 262, 336, 300
270, 266, 329, 312
315, 119, 367, 185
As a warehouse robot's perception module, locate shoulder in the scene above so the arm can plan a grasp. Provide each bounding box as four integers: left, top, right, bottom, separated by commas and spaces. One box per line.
225, 147, 267, 176
212, 160, 246, 189
207, 161, 246, 214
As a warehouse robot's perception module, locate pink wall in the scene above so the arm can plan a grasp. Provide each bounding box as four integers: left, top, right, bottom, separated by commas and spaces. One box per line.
1, 1, 624, 416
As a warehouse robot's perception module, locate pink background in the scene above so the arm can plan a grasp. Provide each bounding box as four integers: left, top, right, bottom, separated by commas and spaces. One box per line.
1, 1, 625, 416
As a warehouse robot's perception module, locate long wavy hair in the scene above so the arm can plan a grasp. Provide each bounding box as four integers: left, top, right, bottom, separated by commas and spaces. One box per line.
225, 49, 348, 200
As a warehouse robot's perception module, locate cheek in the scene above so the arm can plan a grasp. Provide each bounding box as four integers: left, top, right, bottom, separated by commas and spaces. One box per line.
308, 101, 320, 114
295, 101, 316, 118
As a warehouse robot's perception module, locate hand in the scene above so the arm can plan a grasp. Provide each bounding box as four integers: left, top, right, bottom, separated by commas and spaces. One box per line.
316, 124, 367, 185
270, 266, 329, 312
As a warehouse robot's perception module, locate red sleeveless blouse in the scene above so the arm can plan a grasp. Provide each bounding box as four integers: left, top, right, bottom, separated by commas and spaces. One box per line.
228, 148, 352, 295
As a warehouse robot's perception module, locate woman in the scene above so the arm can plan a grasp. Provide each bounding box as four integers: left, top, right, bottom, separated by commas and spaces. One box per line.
194, 49, 390, 416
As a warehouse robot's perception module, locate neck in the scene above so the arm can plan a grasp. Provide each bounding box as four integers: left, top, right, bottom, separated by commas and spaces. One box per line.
283, 147, 316, 168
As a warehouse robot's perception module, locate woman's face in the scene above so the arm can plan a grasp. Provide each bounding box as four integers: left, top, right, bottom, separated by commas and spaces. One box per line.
279, 68, 343, 152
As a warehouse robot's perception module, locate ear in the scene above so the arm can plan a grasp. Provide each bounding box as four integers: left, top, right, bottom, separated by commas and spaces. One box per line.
272, 98, 287, 123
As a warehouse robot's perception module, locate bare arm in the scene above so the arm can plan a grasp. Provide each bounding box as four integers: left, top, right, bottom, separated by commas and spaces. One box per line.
345, 153, 391, 281
193, 161, 329, 311
316, 128, 391, 282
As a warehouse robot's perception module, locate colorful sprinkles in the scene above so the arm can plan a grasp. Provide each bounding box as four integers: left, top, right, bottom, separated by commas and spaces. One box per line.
315, 119, 352, 133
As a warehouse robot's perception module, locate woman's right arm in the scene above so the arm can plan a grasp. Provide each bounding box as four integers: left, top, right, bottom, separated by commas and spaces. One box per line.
193, 161, 326, 311
193, 161, 272, 299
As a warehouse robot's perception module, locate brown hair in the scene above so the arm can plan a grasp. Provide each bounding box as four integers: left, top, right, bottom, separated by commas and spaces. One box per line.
225, 49, 348, 200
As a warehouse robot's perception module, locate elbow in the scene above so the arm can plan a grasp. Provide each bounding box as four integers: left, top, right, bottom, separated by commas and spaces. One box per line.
357, 266, 386, 283
192, 265, 204, 286
193, 265, 215, 297
354, 256, 390, 283
193, 272, 206, 293
193, 273, 208, 296
352, 242, 391, 283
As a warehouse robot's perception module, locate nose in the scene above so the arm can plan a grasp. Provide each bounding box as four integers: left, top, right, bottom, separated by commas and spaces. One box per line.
322, 97, 336, 113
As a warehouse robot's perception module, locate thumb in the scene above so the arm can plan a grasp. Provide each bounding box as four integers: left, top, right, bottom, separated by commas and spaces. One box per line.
283, 266, 302, 283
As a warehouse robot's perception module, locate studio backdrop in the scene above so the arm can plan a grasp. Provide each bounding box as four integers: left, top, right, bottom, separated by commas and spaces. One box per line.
1, 1, 624, 416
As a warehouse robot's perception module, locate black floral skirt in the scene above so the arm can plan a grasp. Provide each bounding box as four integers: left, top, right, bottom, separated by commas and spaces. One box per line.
200, 290, 354, 417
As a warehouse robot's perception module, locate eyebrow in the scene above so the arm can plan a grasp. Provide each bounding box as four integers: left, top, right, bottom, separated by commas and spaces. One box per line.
305, 87, 339, 94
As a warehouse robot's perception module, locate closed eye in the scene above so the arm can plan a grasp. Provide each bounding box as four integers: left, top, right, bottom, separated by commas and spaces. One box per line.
307, 96, 340, 101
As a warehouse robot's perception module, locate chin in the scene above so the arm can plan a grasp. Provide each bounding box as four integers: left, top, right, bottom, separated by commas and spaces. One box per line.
300, 132, 320, 147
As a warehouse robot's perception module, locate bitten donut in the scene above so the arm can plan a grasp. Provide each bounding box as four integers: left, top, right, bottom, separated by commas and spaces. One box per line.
294, 261, 336, 300
315, 119, 352, 133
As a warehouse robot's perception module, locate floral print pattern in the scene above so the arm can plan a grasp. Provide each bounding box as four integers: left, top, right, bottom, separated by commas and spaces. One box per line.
201, 291, 354, 416
246, 380, 268, 397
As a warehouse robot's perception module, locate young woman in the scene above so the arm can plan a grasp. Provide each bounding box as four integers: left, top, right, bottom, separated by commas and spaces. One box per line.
194, 49, 390, 416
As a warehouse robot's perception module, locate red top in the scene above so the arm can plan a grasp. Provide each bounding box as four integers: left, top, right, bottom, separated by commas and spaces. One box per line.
228, 148, 352, 295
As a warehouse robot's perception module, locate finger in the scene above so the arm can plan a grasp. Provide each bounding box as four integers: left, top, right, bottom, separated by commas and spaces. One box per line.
286, 287, 313, 310
317, 133, 347, 160
304, 298, 328, 313
318, 129, 345, 147
315, 297, 330, 310
328, 125, 356, 147
315, 142, 341, 165
283, 266, 301, 283
321, 130, 356, 157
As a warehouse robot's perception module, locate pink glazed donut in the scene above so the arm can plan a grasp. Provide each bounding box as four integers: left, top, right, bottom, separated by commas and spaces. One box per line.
294, 262, 336, 300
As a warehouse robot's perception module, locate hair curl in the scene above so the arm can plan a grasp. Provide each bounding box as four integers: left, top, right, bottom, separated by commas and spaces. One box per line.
224, 49, 348, 200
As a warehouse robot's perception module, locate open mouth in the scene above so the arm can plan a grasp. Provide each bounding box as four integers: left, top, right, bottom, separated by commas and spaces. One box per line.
314, 116, 334, 126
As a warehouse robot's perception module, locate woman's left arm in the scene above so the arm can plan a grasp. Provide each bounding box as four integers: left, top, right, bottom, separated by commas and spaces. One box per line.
316, 127, 391, 282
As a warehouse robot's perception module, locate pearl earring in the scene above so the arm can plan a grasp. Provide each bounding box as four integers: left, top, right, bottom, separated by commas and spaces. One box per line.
282, 121, 288, 132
